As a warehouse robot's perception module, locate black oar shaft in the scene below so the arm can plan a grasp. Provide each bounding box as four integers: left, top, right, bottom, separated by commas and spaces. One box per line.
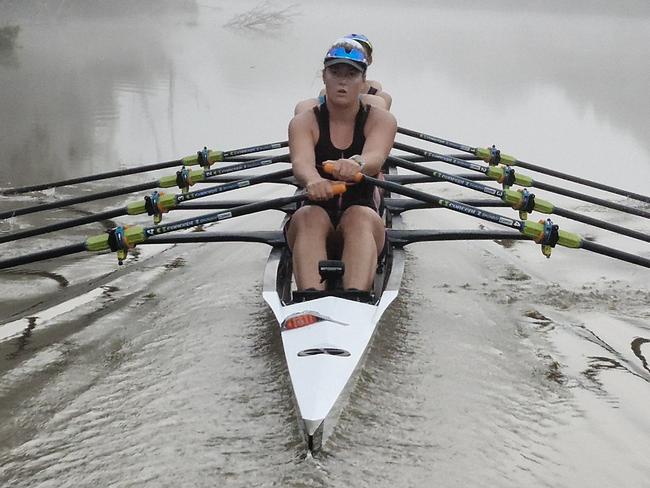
180, 168, 294, 203
222, 141, 287, 158
388, 156, 501, 198
397, 127, 475, 153
172, 198, 509, 212
0, 159, 181, 195
146, 231, 285, 247
0, 207, 127, 244
552, 207, 650, 243
0, 181, 157, 220
364, 175, 522, 231
580, 240, 650, 268
393, 142, 484, 174
203, 154, 288, 178
144, 193, 304, 237
533, 181, 650, 219
0, 242, 87, 270
514, 159, 650, 203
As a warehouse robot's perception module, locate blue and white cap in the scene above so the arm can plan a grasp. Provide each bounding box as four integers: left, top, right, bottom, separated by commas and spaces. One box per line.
323, 38, 368, 72
344, 33, 373, 57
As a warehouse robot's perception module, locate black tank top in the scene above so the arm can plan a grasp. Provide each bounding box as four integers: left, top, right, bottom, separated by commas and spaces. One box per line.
311, 100, 376, 211
313, 100, 369, 167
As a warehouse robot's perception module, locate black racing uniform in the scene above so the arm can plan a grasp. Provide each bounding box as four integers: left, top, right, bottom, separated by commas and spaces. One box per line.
307, 99, 381, 226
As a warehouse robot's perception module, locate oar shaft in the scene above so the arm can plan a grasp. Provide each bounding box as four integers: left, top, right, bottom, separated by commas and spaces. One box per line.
0, 159, 181, 195
580, 240, 650, 268
144, 193, 305, 237
0, 242, 87, 270
553, 207, 650, 243
394, 142, 487, 175
146, 231, 285, 247
222, 141, 288, 158
364, 175, 524, 232
0, 181, 157, 221
533, 181, 650, 219
177, 168, 294, 204
514, 159, 650, 203
388, 156, 503, 198
0, 207, 127, 244
397, 127, 476, 153
203, 154, 288, 178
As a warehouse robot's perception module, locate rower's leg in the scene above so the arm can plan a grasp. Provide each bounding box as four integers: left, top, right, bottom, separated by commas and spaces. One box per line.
338, 206, 385, 291
286, 205, 334, 291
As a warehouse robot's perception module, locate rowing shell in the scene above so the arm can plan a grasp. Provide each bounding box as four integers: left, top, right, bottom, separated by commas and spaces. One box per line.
262, 169, 405, 452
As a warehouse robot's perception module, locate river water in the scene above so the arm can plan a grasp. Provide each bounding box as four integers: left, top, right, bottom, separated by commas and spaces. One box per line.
1, 1, 649, 487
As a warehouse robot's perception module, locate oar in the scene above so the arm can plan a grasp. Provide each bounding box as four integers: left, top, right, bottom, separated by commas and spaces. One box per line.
323, 164, 650, 269
388, 156, 650, 243
0, 183, 346, 270
142, 229, 529, 247
0, 154, 289, 221
0, 168, 294, 244
397, 127, 650, 204
172, 197, 510, 213
0, 141, 289, 195
393, 142, 650, 220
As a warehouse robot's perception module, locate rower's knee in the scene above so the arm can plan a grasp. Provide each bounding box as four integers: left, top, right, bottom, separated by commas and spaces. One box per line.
338, 206, 385, 249
339, 206, 383, 233
287, 206, 333, 247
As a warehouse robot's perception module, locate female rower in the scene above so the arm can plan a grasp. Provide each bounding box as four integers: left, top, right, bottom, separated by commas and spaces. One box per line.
287, 39, 397, 291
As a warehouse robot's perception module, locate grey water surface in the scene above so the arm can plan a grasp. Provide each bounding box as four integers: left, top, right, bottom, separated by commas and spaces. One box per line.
1, 1, 649, 487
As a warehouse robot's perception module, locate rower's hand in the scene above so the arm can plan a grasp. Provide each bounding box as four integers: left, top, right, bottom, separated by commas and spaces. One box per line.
305, 178, 335, 201
325, 159, 362, 182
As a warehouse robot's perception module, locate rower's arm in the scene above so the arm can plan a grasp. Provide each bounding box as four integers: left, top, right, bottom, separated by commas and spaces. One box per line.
359, 109, 397, 176
294, 97, 318, 116
378, 91, 392, 110
288, 112, 320, 187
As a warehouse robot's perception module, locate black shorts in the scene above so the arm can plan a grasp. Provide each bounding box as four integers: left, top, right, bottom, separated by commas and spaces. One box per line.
283, 188, 387, 260
302, 178, 384, 225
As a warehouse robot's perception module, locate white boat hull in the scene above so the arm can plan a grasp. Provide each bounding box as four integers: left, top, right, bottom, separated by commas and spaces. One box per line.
262, 202, 405, 451
263, 289, 399, 445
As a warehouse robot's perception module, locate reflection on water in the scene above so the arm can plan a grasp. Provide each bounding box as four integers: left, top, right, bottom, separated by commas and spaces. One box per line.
0, 14, 192, 186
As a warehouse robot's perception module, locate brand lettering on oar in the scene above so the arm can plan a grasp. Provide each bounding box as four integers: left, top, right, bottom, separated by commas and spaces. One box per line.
469, 163, 486, 172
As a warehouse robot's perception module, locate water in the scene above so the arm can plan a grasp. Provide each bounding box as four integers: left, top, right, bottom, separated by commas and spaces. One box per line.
1, 1, 649, 486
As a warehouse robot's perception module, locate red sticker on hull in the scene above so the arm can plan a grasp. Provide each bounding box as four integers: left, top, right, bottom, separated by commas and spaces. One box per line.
281, 311, 348, 331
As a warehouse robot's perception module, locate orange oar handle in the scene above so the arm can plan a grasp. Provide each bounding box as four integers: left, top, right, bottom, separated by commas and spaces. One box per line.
322, 162, 364, 183
331, 183, 347, 195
